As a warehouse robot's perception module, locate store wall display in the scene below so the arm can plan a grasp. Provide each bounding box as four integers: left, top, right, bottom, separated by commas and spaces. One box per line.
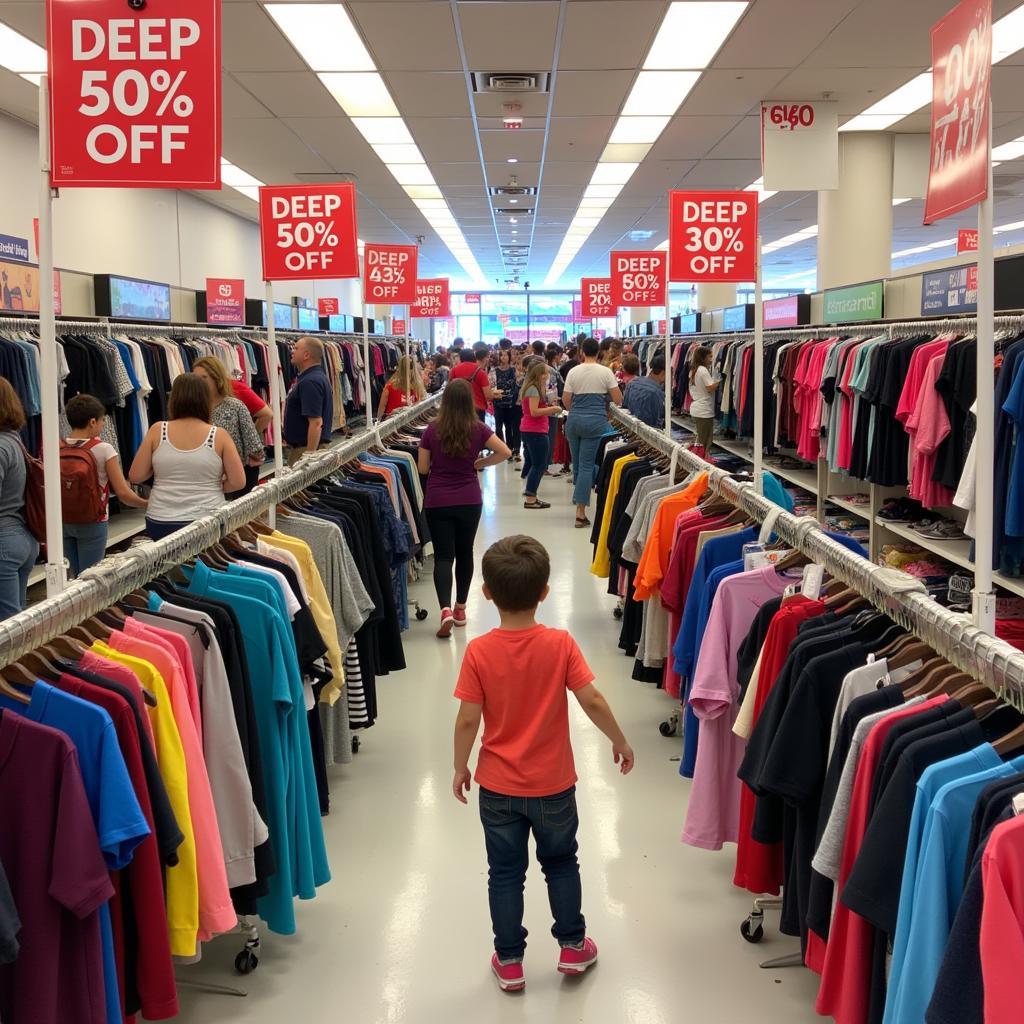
94, 274, 172, 321
822, 280, 884, 323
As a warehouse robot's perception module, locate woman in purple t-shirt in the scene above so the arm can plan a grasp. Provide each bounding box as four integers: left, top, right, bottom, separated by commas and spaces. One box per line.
418, 380, 511, 638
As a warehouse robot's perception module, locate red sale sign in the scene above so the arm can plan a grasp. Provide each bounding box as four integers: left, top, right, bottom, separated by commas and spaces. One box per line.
259, 183, 359, 281
958, 228, 980, 253
609, 252, 667, 308
464, 293, 481, 305
925, 0, 991, 224
411, 279, 450, 318
668, 190, 757, 282
47, 0, 221, 188
658, 319, 668, 335
318, 297, 339, 316
392, 318, 407, 336
205, 277, 244, 325
363, 244, 418, 304
580, 278, 613, 318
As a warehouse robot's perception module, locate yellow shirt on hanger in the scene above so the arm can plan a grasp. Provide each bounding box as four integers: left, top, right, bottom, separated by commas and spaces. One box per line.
590, 453, 638, 579
261, 531, 346, 704
91, 641, 200, 957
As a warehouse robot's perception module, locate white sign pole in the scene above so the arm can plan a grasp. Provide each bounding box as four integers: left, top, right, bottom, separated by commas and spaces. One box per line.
362, 281, 374, 429
663, 304, 672, 440
37, 77, 66, 595
973, 100, 995, 632
753, 234, 764, 495
404, 304, 410, 363
265, 281, 283, 528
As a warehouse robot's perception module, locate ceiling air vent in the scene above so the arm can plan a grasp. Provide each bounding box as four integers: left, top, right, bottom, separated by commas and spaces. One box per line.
489, 185, 538, 197
502, 248, 529, 257
472, 72, 550, 94
497, 207, 533, 216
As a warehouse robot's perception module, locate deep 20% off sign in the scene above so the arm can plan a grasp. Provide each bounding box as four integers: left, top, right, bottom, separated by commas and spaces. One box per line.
668, 191, 758, 282
363, 244, 418, 304
47, 0, 221, 188
259, 183, 360, 281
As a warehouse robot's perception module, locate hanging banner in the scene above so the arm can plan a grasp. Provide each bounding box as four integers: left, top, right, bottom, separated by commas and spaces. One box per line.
47, 0, 221, 188
363, 243, 418, 304
0, 259, 62, 315
205, 277, 244, 325
464, 292, 481, 305
658, 319, 668, 335
958, 228, 980, 253
823, 280, 884, 323
763, 294, 810, 328
609, 251, 667, 307
924, 0, 992, 223
760, 100, 839, 191
668, 191, 758, 282
392, 318, 407, 336
411, 278, 450, 318
258, 183, 359, 281
0, 235, 29, 263
580, 277, 613, 318
921, 263, 978, 314
318, 297, 339, 316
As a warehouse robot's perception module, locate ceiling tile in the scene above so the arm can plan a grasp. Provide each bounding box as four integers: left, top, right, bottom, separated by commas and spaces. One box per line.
682, 69, 789, 117
384, 72, 472, 117
705, 115, 761, 160
457, 1, 560, 69
233, 72, 341, 118
350, 2, 462, 71
408, 117, 480, 162
222, 3, 307, 73
431, 163, 488, 187
222, 73, 273, 118
553, 71, 632, 117
557, 1, 664, 72
544, 116, 616, 161
473, 93, 549, 118
481, 132, 545, 163
648, 116, 740, 162
222, 117, 333, 181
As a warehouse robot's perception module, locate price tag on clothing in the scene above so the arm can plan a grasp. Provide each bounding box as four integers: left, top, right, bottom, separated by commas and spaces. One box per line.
801, 563, 824, 600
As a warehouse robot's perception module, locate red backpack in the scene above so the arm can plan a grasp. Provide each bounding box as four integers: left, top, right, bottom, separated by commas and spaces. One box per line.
16, 439, 47, 547
59, 439, 106, 524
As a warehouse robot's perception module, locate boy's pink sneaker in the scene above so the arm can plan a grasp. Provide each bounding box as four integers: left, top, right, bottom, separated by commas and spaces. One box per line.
437, 608, 455, 639
453, 605, 468, 627
557, 938, 598, 975
491, 954, 525, 992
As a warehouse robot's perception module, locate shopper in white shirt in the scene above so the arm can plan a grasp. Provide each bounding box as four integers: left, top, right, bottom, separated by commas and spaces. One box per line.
688, 346, 719, 452
563, 337, 622, 527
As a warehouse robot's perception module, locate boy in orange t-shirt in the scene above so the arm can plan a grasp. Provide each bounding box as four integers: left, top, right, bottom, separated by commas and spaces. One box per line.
452, 535, 634, 992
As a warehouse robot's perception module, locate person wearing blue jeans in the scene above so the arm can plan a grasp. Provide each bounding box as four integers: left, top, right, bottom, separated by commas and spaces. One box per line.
519, 360, 561, 510
479, 786, 586, 961
562, 338, 622, 528
63, 522, 107, 578
0, 379, 38, 619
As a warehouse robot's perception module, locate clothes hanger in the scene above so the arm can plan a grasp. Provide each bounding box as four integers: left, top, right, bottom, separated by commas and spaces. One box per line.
9, 650, 60, 683
904, 658, 954, 697
773, 547, 810, 573
0, 670, 29, 704
2, 660, 39, 689
993, 720, 1024, 757
40, 635, 86, 662
887, 640, 935, 672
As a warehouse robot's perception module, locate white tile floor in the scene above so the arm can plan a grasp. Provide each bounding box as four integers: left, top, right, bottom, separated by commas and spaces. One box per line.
174, 460, 821, 1023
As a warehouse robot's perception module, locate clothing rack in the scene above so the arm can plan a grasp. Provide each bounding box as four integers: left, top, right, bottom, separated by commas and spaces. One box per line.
0, 392, 440, 670
610, 405, 1024, 709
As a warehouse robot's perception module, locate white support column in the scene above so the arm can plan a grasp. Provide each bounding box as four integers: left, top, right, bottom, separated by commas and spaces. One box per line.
362, 287, 373, 428
37, 78, 66, 595
697, 282, 736, 312
404, 305, 410, 363
974, 104, 996, 633
753, 236, 764, 495
265, 282, 283, 529
663, 302, 672, 439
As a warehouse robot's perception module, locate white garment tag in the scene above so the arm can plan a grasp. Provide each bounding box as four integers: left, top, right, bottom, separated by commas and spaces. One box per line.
801, 564, 824, 600
1013, 793, 1024, 817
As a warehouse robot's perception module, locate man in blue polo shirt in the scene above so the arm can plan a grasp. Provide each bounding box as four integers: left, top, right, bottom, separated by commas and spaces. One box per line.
623, 351, 666, 428
284, 336, 334, 465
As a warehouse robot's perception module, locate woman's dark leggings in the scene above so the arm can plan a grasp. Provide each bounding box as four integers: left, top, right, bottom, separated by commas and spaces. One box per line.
493, 405, 521, 455
425, 503, 483, 609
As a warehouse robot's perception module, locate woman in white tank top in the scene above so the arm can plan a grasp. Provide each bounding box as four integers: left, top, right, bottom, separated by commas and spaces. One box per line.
129, 373, 247, 541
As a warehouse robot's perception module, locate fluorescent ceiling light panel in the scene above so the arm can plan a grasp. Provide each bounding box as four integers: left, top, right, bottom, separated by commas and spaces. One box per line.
892, 197, 914, 205
590, 163, 640, 185
609, 116, 671, 144
0, 21, 46, 77
601, 142, 654, 163
841, 71, 933, 131
220, 158, 264, 201
747, 177, 778, 203
995, 219, 1024, 233
371, 143, 425, 164
352, 118, 414, 146
622, 71, 701, 116
891, 238, 954, 258
318, 73, 399, 117
388, 163, 436, 186
644, 2, 748, 70
584, 184, 626, 200
403, 185, 444, 200
762, 226, 818, 253
992, 135, 1024, 162
265, 4, 374, 71
993, 6, 1024, 61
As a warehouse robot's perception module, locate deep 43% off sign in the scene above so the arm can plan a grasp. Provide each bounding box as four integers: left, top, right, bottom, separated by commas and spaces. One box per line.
668, 191, 757, 282
609, 253, 667, 307
363, 244, 418, 304
580, 278, 612, 318
259, 183, 360, 281
47, 0, 221, 188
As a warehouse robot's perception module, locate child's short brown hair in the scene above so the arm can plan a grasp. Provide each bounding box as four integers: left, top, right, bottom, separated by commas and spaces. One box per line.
66, 393, 106, 429
482, 535, 550, 612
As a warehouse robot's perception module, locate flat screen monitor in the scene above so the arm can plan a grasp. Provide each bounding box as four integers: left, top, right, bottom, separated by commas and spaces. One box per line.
94, 274, 172, 321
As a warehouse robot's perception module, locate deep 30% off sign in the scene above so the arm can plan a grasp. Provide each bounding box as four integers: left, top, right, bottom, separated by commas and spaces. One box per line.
363, 244, 419, 304
47, 0, 221, 188
609, 252, 667, 307
668, 191, 758, 282
258, 183, 360, 281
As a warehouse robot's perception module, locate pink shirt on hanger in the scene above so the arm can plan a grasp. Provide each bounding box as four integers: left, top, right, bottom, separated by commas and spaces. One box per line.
906, 350, 956, 509
836, 341, 863, 472
682, 565, 794, 851
80, 648, 158, 749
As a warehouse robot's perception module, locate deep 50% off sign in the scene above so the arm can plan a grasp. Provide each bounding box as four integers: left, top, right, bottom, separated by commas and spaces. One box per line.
609, 253, 667, 307
259, 184, 360, 281
363, 244, 418, 304
47, 0, 221, 188
668, 191, 758, 282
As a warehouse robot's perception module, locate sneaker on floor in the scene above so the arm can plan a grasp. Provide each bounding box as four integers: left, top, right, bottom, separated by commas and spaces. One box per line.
453, 605, 468, 628
558, 938, 598, 976
491, 954, 525, 992
437, 608, 455, 639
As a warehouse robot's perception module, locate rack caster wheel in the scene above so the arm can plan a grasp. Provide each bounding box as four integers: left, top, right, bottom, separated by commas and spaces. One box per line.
416, 608, 429, 621
235, 950, 259, 974
740, 916, 764, 944
659, 720, 675, 737
352, 735, 361, 754
612, 606, 624, 620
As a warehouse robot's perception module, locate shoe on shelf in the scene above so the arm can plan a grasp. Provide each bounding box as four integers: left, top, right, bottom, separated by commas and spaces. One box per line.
453, 605, 468, 628
491, 954, 525, 992
558, 938, 598, 976
437, 608, 455, 639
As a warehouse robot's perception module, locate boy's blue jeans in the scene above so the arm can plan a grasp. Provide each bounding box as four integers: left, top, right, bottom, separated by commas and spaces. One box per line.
479, 785, 586, 961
